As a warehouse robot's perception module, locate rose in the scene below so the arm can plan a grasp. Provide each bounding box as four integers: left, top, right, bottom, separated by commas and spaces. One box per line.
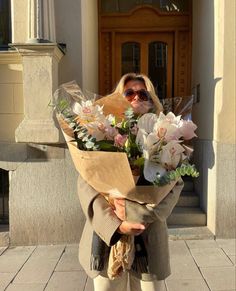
114, 134, 128, 147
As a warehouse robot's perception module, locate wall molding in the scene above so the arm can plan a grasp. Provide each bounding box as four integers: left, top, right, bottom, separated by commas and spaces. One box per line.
0, 51, 22, 64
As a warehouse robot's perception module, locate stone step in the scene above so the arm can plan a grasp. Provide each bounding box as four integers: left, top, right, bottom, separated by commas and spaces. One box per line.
167, 207, 207, 226
177, 191, 199, 207
168, 226, 214, 240
182, 178, 194, 192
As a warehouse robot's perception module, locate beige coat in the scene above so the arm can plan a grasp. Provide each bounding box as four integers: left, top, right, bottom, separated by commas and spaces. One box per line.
77, 175, 184, 281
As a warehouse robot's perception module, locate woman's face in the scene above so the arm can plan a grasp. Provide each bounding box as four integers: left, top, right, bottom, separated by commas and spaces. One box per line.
123, 80, 153, 114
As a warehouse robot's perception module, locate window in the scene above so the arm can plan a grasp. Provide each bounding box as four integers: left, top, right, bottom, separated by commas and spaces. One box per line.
122, 42, 140, 75
101, 0, 190, 13
0, 0, 11, 49
149, 41, 168, 99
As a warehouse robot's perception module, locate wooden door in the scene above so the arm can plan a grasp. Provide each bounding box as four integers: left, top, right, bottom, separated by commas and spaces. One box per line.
99, 3, 192, 97
115, 32, 174, 98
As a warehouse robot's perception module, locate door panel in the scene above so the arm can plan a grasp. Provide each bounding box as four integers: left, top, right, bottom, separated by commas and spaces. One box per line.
99, 4, 192, 97
115, 32, 174, 98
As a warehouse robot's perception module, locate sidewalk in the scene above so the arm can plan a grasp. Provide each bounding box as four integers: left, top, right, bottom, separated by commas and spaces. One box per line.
0, 239, 235, 291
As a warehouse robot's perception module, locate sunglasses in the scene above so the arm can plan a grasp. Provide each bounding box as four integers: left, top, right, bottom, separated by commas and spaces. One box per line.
123, 89, 152, 102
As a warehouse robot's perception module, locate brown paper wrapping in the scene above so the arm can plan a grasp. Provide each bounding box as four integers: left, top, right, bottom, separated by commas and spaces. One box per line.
94, 93, 131, 121
67, 141, 177, 204
56, 93, 177, 205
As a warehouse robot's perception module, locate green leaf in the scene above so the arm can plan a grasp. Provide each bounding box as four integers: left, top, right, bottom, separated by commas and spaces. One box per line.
96, 140, 118, 152
133, 157, 145, 167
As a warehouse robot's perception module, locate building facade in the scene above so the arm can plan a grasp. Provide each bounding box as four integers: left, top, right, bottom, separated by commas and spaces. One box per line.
0, 0, 235, 246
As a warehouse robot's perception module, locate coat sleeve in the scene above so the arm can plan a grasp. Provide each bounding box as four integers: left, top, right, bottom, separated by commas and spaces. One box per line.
77, 175, 122, 246
125, 178, 184, 223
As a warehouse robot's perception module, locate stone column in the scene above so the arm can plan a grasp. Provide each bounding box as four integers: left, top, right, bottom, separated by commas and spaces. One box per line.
28, 0, 56, 43
10, 0, 63, 143
11, 44, 64, 143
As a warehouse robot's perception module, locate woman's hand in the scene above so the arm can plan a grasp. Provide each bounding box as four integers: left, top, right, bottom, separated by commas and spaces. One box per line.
114, 198, 148, 235
113, 198, 126, 221
118, 221, 146, 236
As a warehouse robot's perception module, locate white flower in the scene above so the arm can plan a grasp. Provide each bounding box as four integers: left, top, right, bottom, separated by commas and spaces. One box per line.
137, 113, 158, 134
73, 100, 105, 123
159, 140, 185, 169
153, 112, 182, 142
136, 128, 148, 149
143, 160, 166, 182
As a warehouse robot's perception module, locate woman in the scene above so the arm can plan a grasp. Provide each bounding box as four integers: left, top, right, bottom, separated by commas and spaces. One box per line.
78, 73, 184, 291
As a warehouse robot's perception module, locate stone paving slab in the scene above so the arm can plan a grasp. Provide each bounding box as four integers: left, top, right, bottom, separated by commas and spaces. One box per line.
12, 245, 65, 284
0, 241, 235, 291
0, 246, 35, 273
169, 240, 192, 257
200, 266, 236, 290
0, 273, 15, 291
190, 248, 234, 267
167, 255, 203, 280
165, 279, 210, 291
44, 271, 87, 291
186, 239, 219, 249
5, 283, 46, 291
55, 244, 83, 272
84, 278, 93, 291
216, 239, 236, 256
0, 247, 7, 256
229, 255, 235, 265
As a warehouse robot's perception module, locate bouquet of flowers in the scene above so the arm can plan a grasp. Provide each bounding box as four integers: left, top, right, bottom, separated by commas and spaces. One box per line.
53, 81, 199, 278
54, 81, 198, 190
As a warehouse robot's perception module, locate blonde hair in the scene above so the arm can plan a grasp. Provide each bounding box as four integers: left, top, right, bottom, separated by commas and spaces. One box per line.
113, 73, 163, 114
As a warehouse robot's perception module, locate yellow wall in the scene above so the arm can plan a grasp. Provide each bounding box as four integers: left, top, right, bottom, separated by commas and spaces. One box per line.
0, 55, 24, 142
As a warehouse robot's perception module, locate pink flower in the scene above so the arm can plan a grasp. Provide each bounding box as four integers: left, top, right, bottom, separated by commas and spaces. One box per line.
114, 134, 128, 147
105, 126, 119, 140
179, 120, 197, 140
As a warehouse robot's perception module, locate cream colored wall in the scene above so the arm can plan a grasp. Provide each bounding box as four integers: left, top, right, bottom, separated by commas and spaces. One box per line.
55, 0, 98, 92
192, 0, 236, 237
80, 0, 99, 93
192, 0, 215, 140
54, 0, 83, 87
0, 55, 24, 142
216, 0, 236, 144
192, 0, 236, 144
0, 0, 26, 142
10, 0, 28, 43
